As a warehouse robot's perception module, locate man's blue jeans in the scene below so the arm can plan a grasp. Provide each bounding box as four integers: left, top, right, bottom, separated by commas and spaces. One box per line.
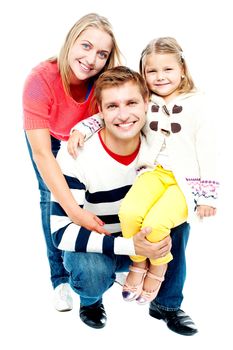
25, 134, 69, 289
64, 222, 190, 310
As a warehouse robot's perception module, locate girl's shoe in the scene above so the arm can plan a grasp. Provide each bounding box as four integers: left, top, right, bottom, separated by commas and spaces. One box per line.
136, 269, 166, 305
122, 265, 147, 302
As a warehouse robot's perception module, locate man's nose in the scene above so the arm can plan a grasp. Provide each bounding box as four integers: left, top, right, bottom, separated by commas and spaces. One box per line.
118, 106, 130, 120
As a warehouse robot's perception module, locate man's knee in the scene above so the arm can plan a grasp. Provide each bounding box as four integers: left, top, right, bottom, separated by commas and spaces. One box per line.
64, 252, 115, 296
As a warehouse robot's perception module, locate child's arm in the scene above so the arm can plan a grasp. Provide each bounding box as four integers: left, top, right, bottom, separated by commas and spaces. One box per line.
68, 114, 104, 158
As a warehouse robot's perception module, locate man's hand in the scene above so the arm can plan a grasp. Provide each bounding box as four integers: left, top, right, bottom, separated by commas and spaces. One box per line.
133, 227, 171, 259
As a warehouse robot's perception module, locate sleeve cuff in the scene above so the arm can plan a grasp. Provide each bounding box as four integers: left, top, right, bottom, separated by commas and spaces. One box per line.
114, 237, 136, 256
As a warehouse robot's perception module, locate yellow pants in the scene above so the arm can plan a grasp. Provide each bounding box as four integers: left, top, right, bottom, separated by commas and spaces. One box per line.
119, 166, 188, 265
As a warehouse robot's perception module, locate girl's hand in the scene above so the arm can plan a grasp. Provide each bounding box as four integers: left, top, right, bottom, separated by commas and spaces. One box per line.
196, 205, 216, 219
67, 130, 85, 159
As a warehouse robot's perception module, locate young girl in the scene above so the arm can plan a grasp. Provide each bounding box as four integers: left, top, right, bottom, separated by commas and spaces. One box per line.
68, 37, 219, 306
23, 13, 122, 311
119, 37, 219, 304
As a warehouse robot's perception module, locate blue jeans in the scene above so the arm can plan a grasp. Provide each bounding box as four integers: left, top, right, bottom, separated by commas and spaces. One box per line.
25, 134, 69, 289
154, 222, 190, 311
64, 222, 190, 309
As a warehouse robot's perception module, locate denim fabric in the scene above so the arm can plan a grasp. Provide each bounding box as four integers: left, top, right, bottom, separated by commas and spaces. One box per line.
64, 222, 190, 308
25, 134, 69, 288
63, 252, 131, 306
152, 222, 190, 311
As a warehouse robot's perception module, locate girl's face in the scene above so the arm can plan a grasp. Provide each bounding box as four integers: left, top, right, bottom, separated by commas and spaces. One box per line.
144, 52, 184, 102
68, 27, 112, 83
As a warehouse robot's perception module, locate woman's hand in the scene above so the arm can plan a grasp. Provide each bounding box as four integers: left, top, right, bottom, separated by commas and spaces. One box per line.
70, 207, 110, 235
67, 130, 85, 159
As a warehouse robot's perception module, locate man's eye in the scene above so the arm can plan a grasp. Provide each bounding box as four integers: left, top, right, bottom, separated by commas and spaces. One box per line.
107, 105, 116, 110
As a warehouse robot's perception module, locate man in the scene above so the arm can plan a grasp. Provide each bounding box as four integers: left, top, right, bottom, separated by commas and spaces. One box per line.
51, 66, 197, 336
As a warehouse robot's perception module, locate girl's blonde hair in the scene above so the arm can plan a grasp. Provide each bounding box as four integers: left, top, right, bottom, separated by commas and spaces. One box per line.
139, 37, 195, 94
50, 13, 122, 95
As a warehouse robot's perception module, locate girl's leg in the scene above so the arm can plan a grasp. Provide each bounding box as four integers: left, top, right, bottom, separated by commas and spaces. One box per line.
143, 184, 188, 265
122, 261, 148, 301
137, 185, 188, 304
119, 170, 166, 263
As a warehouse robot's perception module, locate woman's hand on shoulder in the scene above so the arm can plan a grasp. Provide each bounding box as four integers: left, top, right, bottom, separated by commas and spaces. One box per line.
67, 130, 85, 159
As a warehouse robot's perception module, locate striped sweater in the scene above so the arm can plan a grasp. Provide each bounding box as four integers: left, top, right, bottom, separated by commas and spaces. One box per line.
51, 132, 138, 255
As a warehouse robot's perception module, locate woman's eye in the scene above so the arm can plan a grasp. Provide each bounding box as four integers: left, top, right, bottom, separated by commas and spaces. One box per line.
98, 51, 108, 59
82, 43, 90, 49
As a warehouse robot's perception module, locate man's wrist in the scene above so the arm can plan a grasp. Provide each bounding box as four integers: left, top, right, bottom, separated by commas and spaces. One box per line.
114, 237, 135, 256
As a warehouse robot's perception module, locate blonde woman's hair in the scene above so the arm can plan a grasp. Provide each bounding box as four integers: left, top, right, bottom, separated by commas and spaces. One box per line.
50, 13, 122, 95
139, 37, 195, 94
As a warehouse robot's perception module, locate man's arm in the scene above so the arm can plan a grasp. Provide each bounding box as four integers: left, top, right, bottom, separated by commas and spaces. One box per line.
51, 144, 171, 260
51, 197, 171, 259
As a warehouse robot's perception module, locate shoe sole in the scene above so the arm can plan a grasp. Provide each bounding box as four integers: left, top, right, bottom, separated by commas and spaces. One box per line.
56, 308, 73, 312
81, 319, 106, 329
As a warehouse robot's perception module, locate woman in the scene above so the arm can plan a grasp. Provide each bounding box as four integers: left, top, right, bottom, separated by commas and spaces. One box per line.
23, 13, 122, 311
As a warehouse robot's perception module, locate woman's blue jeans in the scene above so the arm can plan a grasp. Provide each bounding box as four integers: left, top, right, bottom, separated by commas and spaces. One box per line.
64, 222, 190, 310
25, 134, 69, 289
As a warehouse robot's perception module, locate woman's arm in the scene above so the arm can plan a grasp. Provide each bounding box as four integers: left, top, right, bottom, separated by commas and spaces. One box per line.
26, 128, 109, 234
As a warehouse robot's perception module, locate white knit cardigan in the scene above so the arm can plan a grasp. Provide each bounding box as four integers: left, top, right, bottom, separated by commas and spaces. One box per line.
137, 91, 219, 220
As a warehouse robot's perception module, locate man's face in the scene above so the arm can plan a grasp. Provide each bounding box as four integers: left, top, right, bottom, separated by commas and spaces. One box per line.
99, 81, 148, 142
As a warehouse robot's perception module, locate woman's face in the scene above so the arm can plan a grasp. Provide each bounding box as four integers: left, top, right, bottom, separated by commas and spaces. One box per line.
68, 27, 113, 83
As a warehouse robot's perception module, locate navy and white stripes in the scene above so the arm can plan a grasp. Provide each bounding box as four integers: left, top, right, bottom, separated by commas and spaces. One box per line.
51, 134, 137, 255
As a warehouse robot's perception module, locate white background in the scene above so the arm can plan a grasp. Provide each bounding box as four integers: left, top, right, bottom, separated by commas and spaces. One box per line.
1, 0, 232, 349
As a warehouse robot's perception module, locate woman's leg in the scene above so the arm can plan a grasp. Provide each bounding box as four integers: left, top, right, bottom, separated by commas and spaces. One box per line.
25, 134, 69, 289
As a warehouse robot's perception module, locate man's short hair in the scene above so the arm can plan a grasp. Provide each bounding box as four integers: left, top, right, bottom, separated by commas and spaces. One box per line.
95, 66, 149, 108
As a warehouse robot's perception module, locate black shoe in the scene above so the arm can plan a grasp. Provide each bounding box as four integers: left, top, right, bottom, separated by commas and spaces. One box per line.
79, 303, 107, 329
149, 305, 198, 336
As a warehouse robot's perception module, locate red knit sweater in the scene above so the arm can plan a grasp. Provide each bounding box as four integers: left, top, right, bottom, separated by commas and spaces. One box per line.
22, 60, 97, 141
